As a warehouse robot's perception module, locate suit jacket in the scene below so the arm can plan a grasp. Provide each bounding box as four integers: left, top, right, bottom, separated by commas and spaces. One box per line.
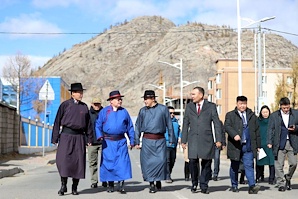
181, 100, 222, 159
224, 107, 260, 160
267, 108, 298, 156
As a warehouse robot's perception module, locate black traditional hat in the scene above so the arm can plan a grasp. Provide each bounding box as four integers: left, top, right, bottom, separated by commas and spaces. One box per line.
68, 83, 86, 91
142, 90, 158, 98
107, 90, 124, 101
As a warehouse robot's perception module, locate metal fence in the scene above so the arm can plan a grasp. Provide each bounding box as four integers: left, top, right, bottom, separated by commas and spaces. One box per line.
20, 117, 53, 147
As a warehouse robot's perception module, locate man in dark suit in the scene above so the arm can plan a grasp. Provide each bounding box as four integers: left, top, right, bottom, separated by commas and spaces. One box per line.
224, 96, 261, 194
181, 86, 222, 194
267, 97, 298, 192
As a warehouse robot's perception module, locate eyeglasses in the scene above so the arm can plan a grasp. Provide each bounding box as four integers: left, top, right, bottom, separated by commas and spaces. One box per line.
170, 112, 175, 115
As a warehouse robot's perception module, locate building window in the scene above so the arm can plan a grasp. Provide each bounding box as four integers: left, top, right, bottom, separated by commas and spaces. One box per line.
216, 89, 222, 99
287, 76, 293, 85
217, 105, 222, 115
208, 94, 213, 102
287, 92, 292, 99
262, 75, 267, 84
208, 80, 213, 90
216, 73, 221, 84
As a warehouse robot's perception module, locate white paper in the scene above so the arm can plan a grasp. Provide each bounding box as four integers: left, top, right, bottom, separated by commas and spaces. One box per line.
211, 121, 216, 143
257, 148, 267, 160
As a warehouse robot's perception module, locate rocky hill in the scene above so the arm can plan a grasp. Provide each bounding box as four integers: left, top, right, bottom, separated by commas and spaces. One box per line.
37, 16, 298, 115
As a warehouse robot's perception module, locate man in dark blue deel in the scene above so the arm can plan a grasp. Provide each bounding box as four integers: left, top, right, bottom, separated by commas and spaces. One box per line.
52, 82, 93, 196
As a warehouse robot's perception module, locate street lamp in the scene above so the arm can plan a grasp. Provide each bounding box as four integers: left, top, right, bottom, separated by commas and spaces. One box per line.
148, 82, 166, 105
158, 59, 183, 124
183, 80, 200, 88
237, 0, 242, 95
242, 16, 276, 113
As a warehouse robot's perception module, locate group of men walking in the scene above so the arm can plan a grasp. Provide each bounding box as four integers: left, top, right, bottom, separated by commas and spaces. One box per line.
51, 82, 298, 196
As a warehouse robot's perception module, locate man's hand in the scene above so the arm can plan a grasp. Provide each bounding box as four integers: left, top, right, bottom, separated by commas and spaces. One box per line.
288, 125, 295, 131
135, 145, 141, 149
181, 143, 187, 149
267, 144, 272, 148
87, 143, 92, 146
215, 142, 222, 148
234, 135, 241, 141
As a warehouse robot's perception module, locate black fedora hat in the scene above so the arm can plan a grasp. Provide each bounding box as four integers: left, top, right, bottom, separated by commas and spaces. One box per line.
68, 83, 86, 91
142, 90, 158, 98
107, 90, 124, 101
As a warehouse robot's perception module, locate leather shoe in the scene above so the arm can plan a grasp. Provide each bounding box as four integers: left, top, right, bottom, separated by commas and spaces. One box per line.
201, 189, 209, 194
185, 178, 189, 181
149, 184, 156, 193
248, 185, 260, 194
239, 180, 246, 184
213, 176, 218, 181
118, 188, 126, 194
107, 186, 114, 193
58, 186, 67, 196
91, 183, 98, 188
231, 187, 239, 192
71, 189, 78, 195
191, 185, 197, 193
284, 174, 292, 190
278, 186, 286, 192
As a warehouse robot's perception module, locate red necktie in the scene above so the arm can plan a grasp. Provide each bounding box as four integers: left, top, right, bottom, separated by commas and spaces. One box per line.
197, 104, 201, 115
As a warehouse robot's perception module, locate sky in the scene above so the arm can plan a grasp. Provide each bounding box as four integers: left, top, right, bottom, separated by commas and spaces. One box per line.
0, 0, 297, 73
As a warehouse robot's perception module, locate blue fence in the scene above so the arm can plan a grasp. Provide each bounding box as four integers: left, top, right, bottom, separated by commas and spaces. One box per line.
21, 117, 53, 147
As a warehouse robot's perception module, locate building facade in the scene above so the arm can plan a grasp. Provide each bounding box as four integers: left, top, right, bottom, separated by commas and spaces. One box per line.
208, 59, 293, 122
0, 77, 17, 107
20, 77, 70, 147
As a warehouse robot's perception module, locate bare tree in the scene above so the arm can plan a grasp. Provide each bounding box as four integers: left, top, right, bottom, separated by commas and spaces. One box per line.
272, 76, 287, 111
2, 52, 31, 113
290, 56, 298, 108
2, 52, 45, 118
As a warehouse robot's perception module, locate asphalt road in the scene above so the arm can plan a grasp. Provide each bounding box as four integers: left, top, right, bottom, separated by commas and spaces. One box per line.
0, 148, 297, 199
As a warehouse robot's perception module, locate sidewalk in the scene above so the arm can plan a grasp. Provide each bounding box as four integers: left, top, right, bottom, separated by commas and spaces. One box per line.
0, 150, 56, 179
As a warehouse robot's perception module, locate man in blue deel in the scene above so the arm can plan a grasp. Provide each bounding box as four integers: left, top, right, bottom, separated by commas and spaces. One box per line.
95, 90, 135, 194
135, 90, 175, 193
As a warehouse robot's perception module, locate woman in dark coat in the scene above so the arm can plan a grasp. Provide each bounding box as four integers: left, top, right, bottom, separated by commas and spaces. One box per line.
256, 105, 275, 184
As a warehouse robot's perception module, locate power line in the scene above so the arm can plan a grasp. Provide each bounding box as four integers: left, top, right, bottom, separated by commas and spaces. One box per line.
0, 27, 297, 37
263, 28, 298, 37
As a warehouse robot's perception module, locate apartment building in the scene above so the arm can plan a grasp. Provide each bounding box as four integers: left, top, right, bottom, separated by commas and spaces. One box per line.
208, 58, 293, 122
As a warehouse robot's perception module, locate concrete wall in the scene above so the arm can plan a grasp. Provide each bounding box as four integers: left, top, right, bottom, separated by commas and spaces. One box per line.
0, 102, 19, 154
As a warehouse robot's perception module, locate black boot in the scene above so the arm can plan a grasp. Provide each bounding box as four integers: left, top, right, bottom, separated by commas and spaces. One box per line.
117, 180, 126, 194
107, 181, 114, 193
72, 178, 79, 195
149, 182, 156, 193
58, 177, 68, 196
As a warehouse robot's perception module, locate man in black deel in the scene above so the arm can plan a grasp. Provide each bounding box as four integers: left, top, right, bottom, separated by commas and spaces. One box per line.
52, 83, 93, 196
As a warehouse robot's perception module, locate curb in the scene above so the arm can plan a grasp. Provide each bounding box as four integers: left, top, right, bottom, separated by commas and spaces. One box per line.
0, 158, 56, 179
0, 167, 24, 179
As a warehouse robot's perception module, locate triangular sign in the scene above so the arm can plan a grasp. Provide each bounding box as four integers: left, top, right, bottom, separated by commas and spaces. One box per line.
39, 80, 55, 100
